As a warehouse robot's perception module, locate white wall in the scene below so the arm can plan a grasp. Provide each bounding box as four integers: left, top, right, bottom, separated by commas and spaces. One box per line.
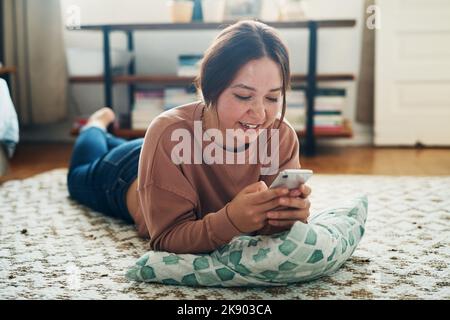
61, 0, 371, 145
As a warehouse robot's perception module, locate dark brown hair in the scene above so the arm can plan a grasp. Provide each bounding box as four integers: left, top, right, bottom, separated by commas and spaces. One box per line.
194, 20, 291, 127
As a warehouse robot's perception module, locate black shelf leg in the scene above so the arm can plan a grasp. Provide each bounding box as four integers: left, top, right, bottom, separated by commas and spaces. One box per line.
103, 27, 113, 108
304, 21, 318, 156
127, 30, 135, 129
102, 27, 114, 132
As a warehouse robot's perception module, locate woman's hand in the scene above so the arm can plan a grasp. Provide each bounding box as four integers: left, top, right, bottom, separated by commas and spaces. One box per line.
266, 184, 312, 228
227, 181, 290, 233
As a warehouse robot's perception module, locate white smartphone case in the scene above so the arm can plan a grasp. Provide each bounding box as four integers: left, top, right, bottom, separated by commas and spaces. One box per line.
269, 169, 313, 189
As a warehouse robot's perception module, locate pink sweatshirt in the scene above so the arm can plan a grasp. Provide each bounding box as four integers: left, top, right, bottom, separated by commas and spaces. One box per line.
132, 102, 300, 253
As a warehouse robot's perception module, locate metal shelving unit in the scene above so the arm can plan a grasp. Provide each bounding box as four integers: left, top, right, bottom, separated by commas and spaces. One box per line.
69, 20, 356, 155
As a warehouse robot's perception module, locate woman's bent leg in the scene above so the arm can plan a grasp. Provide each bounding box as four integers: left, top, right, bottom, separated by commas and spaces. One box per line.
66, 107, 131, 215
67, 127, 112, 212
69, 127, 110, 171
105, 132, 127, 150
96, 138, 144, 223
69, 102, 127, 169
67, 125, 143, 223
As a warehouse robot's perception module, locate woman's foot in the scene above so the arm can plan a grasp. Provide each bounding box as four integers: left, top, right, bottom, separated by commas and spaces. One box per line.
85, 107, 116, 130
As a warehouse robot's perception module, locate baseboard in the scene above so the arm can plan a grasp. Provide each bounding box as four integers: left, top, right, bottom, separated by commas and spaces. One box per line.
316, 123, 374, 147
0, 145, 9, 176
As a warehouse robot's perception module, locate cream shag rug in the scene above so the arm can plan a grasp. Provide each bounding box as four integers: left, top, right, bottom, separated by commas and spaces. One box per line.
0, 169, 449, 299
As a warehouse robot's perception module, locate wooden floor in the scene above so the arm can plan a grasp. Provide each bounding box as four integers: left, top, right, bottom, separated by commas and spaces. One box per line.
1, 142, 450, 183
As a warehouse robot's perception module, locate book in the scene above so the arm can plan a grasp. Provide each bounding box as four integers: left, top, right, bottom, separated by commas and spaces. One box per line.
285, 87, 347, 131
314, 114, 344, 127
132, 89, 165, 129
315, 88, 346, 112
177, 54, 203, 77
164, 87, 198, 110
131, 86, 199, 129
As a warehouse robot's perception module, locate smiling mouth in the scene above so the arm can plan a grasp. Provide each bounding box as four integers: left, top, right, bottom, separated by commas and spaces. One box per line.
239, 121, 262, 130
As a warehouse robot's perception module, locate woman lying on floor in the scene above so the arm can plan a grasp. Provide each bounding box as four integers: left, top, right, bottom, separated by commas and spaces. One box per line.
67, 20, 312, 254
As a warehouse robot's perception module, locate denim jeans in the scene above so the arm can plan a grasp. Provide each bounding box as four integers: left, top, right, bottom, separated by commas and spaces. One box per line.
67, 126, 143, 223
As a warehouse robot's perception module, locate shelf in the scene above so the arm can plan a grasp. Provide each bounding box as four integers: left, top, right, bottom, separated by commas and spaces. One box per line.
69, 75, 196, 84
68, 19, 357, 155
113, 128, 147, 139
70, 124, 146, 139
74, 20, 356, 31
71, 120, 353, 140
0, 66, 17, 76
292, 74, 354, 82
296, 120, 353, 138
69, 73, 355, 84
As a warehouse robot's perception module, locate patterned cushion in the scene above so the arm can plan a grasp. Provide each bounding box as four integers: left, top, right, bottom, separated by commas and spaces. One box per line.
126, 195, 368, 287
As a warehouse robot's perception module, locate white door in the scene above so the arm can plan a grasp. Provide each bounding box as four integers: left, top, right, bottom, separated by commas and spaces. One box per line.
375, 0, 450, 146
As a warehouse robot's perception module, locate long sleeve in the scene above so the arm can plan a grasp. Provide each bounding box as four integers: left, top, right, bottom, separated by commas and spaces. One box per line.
137, 119, 242, 254
139, 183, 241, 253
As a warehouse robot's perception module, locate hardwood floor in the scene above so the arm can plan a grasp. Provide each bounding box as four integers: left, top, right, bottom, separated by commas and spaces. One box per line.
0, 143, 73, 183
1, 143, 450, 183
300, 146, 450, 175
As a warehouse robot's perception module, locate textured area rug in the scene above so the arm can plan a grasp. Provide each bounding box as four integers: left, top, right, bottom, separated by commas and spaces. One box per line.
0, 169, 449, 299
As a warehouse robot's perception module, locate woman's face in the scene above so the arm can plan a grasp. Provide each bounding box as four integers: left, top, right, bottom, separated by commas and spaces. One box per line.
213, 57, 283, 146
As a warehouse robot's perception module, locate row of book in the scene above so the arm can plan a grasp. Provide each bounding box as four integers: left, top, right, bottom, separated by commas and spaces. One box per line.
284, 88, 346, 132
176, 53, 348, 133
132, 55, 202, 129
132, 87, 198, 129
177, 54, 203, 77
132, 87, 347, 131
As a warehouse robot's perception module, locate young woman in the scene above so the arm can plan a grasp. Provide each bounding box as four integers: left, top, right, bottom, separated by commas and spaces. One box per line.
67, 20, 312, 254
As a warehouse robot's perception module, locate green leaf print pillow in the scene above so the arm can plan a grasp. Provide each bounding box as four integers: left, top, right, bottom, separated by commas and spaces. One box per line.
126, 195, 368, 287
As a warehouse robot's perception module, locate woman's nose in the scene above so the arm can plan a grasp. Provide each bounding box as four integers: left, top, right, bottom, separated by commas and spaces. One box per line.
249, 101, 266, 122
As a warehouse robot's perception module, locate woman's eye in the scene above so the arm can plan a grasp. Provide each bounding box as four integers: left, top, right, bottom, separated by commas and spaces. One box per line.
234, 94, 251, 101
233, 94, 278, 102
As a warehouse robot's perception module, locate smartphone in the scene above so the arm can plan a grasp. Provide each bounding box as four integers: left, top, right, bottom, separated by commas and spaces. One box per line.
269, 169, 313, 189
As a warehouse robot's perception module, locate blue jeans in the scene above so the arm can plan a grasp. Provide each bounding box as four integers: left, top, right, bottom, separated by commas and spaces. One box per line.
67, 126, 143, 223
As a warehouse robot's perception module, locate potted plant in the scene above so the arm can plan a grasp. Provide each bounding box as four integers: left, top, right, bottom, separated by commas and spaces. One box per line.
278, 0, 308, 21
167, 0, 194, 23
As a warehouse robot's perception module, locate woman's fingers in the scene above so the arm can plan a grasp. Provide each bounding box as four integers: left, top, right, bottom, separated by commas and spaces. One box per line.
242, 181, 268, 194
300, 184, 312, 198
278, 197, 310, 210
255, 196, 287, 213
248, 187, 289, 204
267, 208, 310, 221
289, 184, 312, 198
268, 220, 295, 227
268, 219, 305, 227
254, 193, 310, 213
289, 189, 301, 197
